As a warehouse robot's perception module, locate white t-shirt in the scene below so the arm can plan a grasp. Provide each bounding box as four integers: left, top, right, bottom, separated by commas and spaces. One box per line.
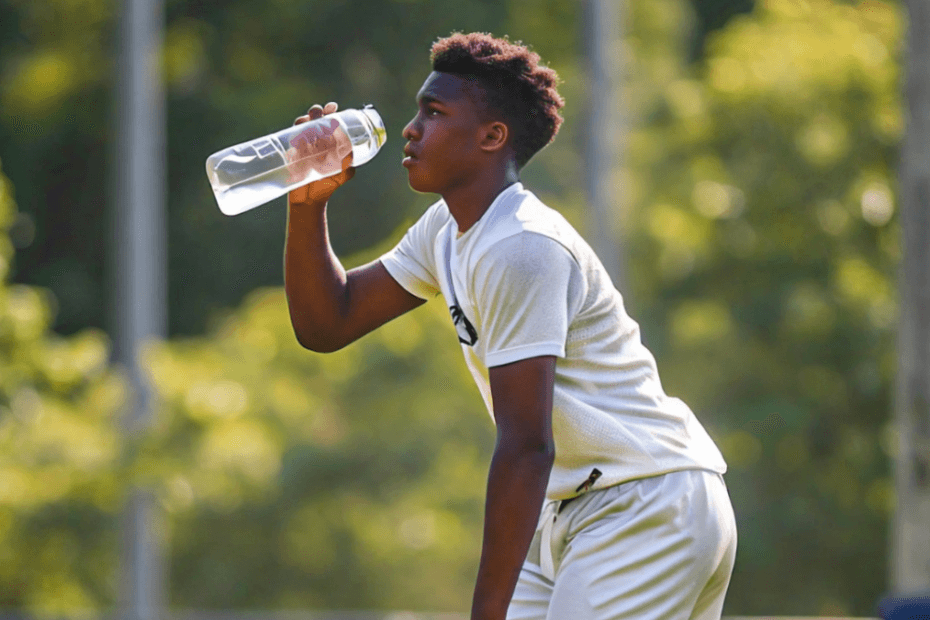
380, 183, 726, 500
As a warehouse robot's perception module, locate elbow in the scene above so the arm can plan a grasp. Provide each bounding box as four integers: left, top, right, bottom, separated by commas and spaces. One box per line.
529, 439, 555, 465
293, 328, 346, 353
540, 444, 556, 469
296, 339, 332, 354
527, 444, 556, 476
497, 437, 555, 470
288, 309, 348, 353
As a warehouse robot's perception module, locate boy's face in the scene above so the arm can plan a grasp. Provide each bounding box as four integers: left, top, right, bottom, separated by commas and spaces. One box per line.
402, 71, 496, 194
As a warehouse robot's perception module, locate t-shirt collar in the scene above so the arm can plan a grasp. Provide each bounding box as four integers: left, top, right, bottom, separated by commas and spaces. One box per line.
453, 181, 524, 241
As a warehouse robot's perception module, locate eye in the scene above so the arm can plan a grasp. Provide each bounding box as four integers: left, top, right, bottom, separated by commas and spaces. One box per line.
426, 106, 442, 116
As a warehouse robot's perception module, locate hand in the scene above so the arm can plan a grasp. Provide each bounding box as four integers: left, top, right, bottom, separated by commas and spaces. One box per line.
287, 102, 355, 207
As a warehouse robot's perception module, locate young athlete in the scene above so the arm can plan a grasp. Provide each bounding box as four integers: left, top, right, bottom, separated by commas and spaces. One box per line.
284, 32, 737, 620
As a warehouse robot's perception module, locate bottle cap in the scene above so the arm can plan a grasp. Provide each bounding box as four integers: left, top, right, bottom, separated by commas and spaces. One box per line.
361, 105, 387, 149
341, 105, 387, 167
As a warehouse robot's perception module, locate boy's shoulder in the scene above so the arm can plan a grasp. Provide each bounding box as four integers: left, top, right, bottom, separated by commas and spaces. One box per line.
473, 186, 583, 264
404, 198, 455, 244
422, 197, 454, 226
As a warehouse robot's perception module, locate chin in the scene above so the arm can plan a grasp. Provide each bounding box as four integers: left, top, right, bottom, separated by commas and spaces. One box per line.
406, 169, 443, 195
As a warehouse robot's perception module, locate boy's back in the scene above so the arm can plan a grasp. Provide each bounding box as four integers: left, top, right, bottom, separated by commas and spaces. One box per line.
382, 182, 727, 499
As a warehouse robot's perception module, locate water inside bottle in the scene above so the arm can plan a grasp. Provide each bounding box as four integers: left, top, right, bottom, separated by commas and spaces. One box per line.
208, 119, 353, 215
209, 152, 344, 215
207, 108, 383, 216
210, 164, 289, 216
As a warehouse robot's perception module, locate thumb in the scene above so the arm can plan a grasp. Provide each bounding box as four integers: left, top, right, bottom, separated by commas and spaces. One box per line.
337, 167, 356, 184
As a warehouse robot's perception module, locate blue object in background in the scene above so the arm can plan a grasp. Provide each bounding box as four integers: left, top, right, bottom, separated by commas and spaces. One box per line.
877, 593, 930, 619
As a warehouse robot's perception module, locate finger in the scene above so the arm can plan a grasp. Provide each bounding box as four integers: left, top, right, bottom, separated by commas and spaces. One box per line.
294, 115, 310, 125
323, 101, 338, 115
307, 104, 324, 119
337, 156, 356, 178
331, 169, 354, 188
339, 152, 354, 171
288, 185, 309, 204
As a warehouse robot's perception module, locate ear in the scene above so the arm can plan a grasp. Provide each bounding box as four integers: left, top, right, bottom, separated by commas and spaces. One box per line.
478, 120, 509, 154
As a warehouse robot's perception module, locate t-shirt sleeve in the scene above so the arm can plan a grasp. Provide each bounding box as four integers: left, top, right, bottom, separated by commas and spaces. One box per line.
379, 203, 444, 300
473, 233, 585, 368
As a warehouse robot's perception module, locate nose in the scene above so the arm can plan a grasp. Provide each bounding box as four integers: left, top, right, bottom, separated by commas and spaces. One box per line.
402, 115, 420, 142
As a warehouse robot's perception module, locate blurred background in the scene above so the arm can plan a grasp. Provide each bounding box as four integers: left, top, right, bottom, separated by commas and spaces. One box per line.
0, 0, 919, 617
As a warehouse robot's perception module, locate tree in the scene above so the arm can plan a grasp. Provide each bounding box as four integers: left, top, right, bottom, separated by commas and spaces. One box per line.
0, 0, 912, 615
145, 0, 906, 614
140, 272, 495, 611
1, 0, 758, 340
0, 160, 125, 614
892, 0, 930, 597
623, 0, 902, 614
583, 0, 626, 286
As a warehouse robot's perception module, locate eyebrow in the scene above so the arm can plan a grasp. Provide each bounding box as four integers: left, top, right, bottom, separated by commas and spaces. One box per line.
417, 94, 446, 107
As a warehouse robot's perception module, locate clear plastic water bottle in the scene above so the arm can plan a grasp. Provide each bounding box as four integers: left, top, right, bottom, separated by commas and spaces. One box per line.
206, 105, 386, 216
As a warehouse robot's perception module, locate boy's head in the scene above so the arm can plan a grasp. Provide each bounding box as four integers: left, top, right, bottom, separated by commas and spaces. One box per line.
429, 32, 564, 169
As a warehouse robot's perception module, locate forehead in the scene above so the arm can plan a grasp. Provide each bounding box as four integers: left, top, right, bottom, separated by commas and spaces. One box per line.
416, 71, 486, 108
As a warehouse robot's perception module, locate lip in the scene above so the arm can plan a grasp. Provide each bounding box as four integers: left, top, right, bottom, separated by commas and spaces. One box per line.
403, 144, 419, 166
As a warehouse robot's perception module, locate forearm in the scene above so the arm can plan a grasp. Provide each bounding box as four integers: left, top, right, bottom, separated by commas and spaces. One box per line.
472, 443, 554, 620
283, 199, 350, 351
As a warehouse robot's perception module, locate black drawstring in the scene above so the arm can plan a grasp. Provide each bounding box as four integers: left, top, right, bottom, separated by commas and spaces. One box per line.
575, 468, 603, 493
559, 468, 603, 513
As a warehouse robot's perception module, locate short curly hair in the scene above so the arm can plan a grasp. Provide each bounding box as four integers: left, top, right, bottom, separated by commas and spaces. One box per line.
430, 32, 565, 168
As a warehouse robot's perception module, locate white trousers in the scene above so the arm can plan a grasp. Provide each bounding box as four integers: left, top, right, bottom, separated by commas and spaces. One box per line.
507, 469, 737, 620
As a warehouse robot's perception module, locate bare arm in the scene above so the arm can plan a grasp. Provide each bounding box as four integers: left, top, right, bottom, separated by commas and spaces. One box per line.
472, 356, 556, 620
284, 102, 424, 352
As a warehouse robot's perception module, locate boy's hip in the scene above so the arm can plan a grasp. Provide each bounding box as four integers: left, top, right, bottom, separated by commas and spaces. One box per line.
533, 468, 736, 581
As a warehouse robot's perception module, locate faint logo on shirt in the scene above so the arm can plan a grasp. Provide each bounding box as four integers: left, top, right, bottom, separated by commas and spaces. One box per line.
449, 305, 478, 346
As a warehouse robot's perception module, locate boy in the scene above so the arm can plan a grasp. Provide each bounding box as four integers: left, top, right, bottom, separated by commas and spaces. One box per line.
284, 32, 737, 620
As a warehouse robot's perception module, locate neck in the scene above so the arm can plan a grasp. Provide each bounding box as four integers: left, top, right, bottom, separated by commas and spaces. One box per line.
441, 161, 520, 234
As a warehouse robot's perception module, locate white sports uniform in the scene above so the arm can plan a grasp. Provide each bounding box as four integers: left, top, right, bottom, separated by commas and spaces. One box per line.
380, 182, 737, 619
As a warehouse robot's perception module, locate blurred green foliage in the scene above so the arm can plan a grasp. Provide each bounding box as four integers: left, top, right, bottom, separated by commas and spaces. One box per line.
0, 0, 743, 338
142, 282, 493, 610
0, 0, 906, 616
0, 161, 125, 614
623, 0, 901, 615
